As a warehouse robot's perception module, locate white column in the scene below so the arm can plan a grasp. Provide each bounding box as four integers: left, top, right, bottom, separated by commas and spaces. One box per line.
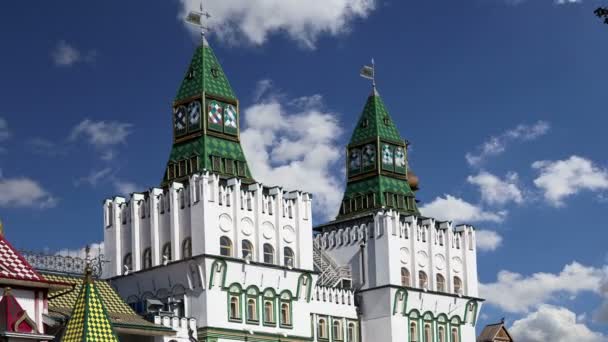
131, 193, 144, 271
170, 182, 184, 261
150, 188, 163, 266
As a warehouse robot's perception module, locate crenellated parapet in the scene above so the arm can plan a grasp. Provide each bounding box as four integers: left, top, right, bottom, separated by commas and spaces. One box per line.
314, 209, 479, 298
103, 171, 314, 278
312, 286, 356, 307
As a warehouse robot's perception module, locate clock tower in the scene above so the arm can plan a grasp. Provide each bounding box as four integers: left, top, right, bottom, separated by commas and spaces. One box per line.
162, 39, 253, 186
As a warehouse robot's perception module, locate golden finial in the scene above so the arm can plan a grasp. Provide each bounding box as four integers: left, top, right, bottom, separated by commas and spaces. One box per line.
0, 218, 4, 237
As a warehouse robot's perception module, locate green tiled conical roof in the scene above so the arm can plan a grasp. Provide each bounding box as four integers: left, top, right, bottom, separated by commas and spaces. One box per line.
349, 88, 404, 145
336, 88, 419, 219
161, 41, 254, 185
175, 41, 236, 102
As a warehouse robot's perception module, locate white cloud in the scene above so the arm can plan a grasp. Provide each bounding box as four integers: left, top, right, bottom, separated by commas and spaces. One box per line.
466, 121, 550, 166
0, 176, 57, 209
476, 230, 503, 251
240, 86, 343, 220
532, 156, 608, 207
480, 262, 606, 314
178, 0, 376, 48
51, 41, 97, 66
594, 275, 608, 323
26, 138, 68, 157
70, 119, 133, 160
0, 118, 9, 141
510, 305, 607, 342
467, 171, 523, 206
76, 168, 113, 187
555, 0, 581, 4
114, 180, 139, 196
56, 241, 104, 259
419, 195, 506, 223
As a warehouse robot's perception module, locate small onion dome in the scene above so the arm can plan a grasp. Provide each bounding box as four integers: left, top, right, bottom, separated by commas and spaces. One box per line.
407, 171, 419, 191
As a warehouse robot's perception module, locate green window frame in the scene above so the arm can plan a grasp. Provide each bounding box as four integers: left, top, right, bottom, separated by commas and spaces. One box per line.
317, 315, 329, 341
347, 321, 358, 342
246, 286, 259, 324
279, 292, 293, 328
262, 289, 276, 326
332, 318, 344, 341
227, 284, 243, 322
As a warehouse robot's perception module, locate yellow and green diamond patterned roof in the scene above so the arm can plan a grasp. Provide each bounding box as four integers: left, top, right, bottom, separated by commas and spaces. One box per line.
61, 277, 119, 342
44, 273, 171, 332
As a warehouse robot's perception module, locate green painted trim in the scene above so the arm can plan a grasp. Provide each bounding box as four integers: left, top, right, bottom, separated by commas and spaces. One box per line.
316, 315, 329, 341
246, 285, 261, 324
198, 326, 314, 342
393, 289, 408, 315
209, 259, 227, 289
296, 273, 313, 302
227, 283, 243, 323
331, 317, 344, 341
463, 299, 479, 326
262, 297, 277, 327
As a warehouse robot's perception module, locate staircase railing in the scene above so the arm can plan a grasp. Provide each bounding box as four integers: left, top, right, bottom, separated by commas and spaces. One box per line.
313, 242, 352, 288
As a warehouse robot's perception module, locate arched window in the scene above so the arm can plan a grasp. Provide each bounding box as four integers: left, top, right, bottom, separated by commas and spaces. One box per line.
451, 328, 459, 342
229, 296, 240, 320
348, 322, 357, 342
242, 239, 253, 259
401, 267, 410, 287
182, 237, 192, 258
220, 236, 232, 257
410, 322, 418, 342
424, 324, 432, 342
318, 318, 328, 339
419, 271, 428, 289
333, 320, 343, 340
438, 326, 445, 342
162, 243, 172, 262
247, 298, 257, 322
264, 300, 274, 324
123, 253, 132, 272
284, 247, 294, 267
454, 276, 462, 295
436, 274, 445, 292
263, 244, 274, 264
280, 302, 291, 326
142, 248, 152, 269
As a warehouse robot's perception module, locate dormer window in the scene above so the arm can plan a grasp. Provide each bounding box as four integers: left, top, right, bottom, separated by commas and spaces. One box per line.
361, 118, 369, 128
383, 116, 390, 125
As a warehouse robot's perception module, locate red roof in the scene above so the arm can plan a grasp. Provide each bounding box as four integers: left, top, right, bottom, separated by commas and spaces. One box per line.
0, 235, 46, 284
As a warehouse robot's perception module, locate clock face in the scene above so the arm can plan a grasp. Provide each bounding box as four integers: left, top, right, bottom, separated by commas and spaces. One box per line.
188, 101, 201, 127
174, 105, 187, 134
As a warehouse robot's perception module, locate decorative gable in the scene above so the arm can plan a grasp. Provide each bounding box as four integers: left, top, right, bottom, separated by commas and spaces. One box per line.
0, 288, 38, 334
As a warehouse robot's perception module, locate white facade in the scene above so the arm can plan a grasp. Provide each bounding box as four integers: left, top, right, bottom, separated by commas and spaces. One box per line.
103, 171, 483, 342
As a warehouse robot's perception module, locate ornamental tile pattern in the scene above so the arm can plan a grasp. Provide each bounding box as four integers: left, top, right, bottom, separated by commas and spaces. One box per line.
61, 277, 119, 342
0, 235, 44, 283
175, 44, 236, 102
44, 273, 162, 330
349, 94, 403, 145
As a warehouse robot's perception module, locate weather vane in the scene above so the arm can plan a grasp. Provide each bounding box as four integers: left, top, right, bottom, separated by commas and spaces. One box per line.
186, 0, 212, 42
359, 58, 376, 88
594, 7, 608, 24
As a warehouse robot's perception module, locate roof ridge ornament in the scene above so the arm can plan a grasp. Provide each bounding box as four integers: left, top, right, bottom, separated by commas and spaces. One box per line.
185, 0, 212, 45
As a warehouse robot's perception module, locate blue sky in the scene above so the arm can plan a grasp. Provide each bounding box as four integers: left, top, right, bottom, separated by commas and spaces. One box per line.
1, 0, 608, 340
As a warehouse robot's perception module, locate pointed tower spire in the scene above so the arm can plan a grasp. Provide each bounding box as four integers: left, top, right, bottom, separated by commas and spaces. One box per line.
161, 5, 254, 186
61, 261, 119, 342
336, 66, 419, 219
